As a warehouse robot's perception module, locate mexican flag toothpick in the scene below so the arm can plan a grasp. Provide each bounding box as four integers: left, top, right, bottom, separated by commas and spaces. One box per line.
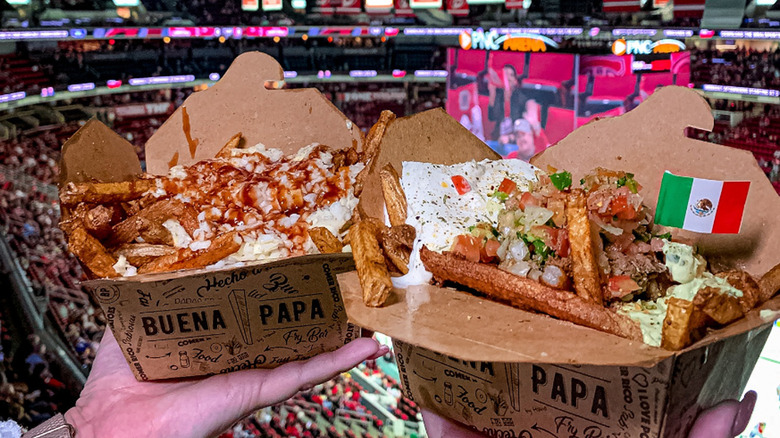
655, 172, 750, 234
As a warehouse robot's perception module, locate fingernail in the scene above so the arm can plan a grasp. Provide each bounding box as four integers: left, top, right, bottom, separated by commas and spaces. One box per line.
731, 391, 757, 436
369, 345, 390, 360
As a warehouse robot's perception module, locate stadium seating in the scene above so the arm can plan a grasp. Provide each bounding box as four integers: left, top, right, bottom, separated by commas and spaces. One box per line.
543, 107, 589, 145
521, 53, 575, 91
586, 74, 638, 107
454, 50, 487, 77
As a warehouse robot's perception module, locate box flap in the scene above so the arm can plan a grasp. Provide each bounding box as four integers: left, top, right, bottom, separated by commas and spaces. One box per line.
359, 108, 500, 219
143, 51, 363, 175
59, 118, 143, 186
342, 86, 780, 365
532, 86, 780, 283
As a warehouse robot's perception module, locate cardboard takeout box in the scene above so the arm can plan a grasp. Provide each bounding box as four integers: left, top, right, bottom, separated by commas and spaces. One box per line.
59, 52, 365, 380
340, 86, 780, 437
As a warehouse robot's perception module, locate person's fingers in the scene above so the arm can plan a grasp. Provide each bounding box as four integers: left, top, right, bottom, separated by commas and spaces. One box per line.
688, 391, 757, 438
191, 337, 380, 417
368, 344, 390, 360
421, 409, 486, 438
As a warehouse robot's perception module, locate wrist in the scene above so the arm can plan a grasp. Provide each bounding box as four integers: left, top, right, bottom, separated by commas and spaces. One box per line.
64, 407, 93, 438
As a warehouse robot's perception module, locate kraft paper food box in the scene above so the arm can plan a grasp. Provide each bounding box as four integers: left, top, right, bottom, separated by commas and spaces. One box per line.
57, 51, 365, 381
339, 86, 780, 437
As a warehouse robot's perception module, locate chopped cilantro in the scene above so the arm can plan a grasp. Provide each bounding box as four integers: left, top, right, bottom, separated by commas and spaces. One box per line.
550, 171, 572, 191
617, 173, 639, 194
489, 191, 509, 202
468, 225, 476, 232
579, 178, 586, 185
655, 232, 672, 240
491, 228, 500, 238
517, 233, 555, 263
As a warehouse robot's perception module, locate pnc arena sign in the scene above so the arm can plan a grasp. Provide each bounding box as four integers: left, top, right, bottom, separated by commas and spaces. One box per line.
459, 29, 558, 52
611, 38, 685, 56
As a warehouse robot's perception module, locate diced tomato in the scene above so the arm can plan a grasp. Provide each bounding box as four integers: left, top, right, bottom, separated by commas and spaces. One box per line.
536, 227, 569, 257
498, 178, 517, 196
481, 239, 501, 263
451, 175, 471, 195
451, 235, 481, 263
518, 192, 541, 211
609, 196, 639, 220
608, 275, 641, 298
550, 228, 570, 258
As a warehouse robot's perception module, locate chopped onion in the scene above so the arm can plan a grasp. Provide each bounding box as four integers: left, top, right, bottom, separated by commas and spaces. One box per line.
528, 269, 542, 282
508, 240, 529, 261
496, 238, 510, 260
523, 206, 554, 232
541, 265, 565, 288
592, 215, 623, 236
500, 260, 531, 277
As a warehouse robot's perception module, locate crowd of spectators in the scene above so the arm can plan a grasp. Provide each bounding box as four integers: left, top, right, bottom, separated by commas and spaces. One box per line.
0, 327, 70, 430
693, 46, 780, 90
0, 181, 105, 367
221, 359, 421, 438
688, 104, 780, 192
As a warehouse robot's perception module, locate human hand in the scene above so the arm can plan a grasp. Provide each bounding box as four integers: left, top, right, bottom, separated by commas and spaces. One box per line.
65, 329, 385, 438
422, 390, 757, 438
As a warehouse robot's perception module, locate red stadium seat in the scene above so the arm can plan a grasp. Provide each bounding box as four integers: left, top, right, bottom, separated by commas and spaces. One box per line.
586, 75, 637, 104
675, 67, 692, 86
544, 107, 577, 145
455, 50, 487, 76
521, 53, 575, 90
544, 107, 592, 145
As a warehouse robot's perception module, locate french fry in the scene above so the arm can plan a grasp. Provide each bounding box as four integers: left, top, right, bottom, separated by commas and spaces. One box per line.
117, 244, 178, 266
109, 199, 198, 246
565, 190, 604, 306
661, 297, 706, 350
350, 203, 367, 225
215, 133, 243, 159
380, 224, 415, 275
348, 221, 393, 307
137, 217, 174, 246
60, 179, 157, 205
692, 287, 744, 325
310, 227, 344, 254
380, 163, 407, 227
758, 263, 780, 304
419, 247, 643, 341
83, 205, 122, 240
355, 110, 396, 194
716, 270, 760, 313
67, 226, 119, 278
138, 231, 241, 274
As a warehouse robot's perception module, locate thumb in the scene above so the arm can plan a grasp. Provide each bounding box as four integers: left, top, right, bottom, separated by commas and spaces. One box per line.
688, 391, 757, 438
190, 338, 380, 421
